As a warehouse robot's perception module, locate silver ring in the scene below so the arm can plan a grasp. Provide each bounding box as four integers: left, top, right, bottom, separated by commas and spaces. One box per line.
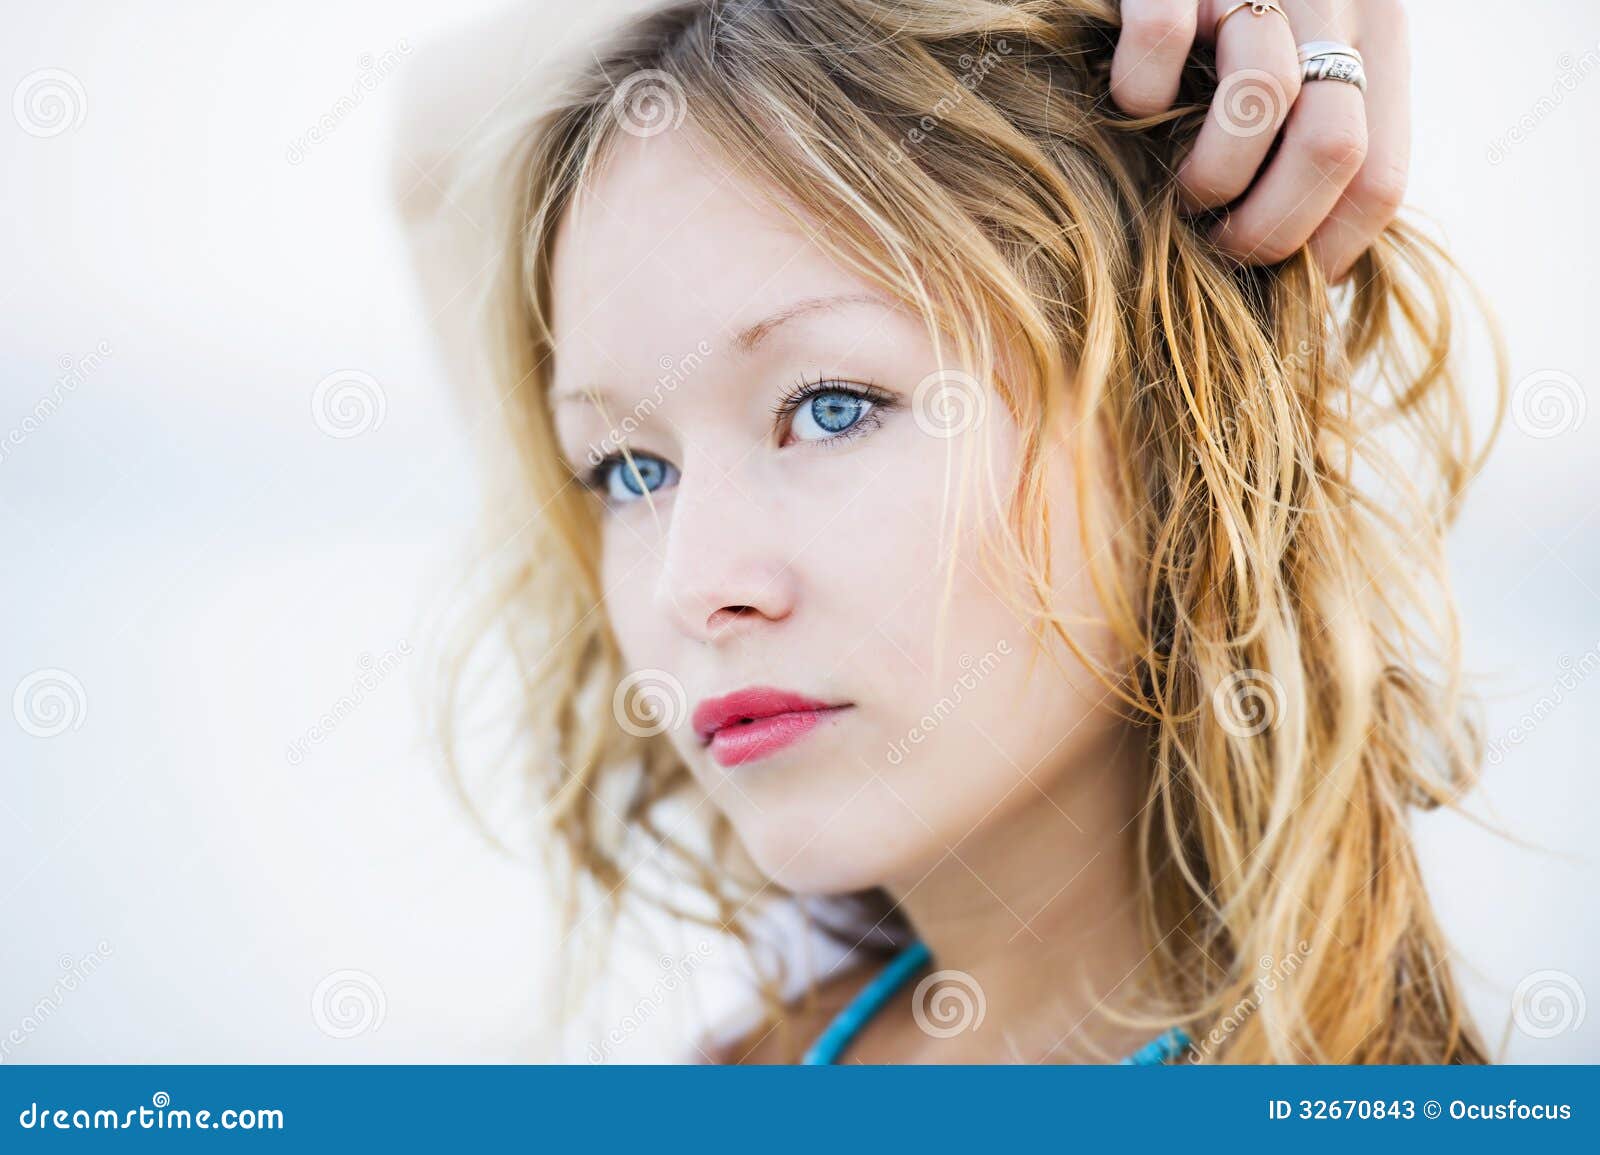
1300, 51, 1367, 92
1296, 40, 1364, 65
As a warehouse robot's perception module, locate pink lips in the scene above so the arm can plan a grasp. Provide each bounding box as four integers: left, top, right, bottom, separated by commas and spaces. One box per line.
692, 686, 851, 768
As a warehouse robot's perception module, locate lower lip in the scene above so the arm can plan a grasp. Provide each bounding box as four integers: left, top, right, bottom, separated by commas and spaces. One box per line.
707, 707, 850, 767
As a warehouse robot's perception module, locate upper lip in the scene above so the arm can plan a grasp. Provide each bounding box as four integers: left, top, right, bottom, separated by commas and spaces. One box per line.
691, 686, 847, 744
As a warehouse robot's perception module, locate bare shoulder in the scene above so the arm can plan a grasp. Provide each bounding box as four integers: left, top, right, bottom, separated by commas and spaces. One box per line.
695, 962, 881, 1065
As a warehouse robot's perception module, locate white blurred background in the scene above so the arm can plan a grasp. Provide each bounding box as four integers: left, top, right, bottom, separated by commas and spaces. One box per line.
1, 1, 1595, 1063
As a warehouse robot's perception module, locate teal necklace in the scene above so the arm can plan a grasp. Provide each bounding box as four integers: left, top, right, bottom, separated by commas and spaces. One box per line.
801, 939, 1190, 1065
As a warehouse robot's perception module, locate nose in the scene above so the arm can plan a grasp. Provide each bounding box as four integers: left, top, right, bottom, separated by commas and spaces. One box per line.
653, 459, 798, 643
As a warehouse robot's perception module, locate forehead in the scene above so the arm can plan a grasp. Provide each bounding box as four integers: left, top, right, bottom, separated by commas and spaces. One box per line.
547, 128, 869, 390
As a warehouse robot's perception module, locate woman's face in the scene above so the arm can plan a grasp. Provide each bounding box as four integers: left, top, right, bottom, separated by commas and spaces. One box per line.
548, 127, 1127, 895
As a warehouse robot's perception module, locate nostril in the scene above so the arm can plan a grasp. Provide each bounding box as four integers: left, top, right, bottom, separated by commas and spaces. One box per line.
687, 575, 797, 638
710, 605, 756, 623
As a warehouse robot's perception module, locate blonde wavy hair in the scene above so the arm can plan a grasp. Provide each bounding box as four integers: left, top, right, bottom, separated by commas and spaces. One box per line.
435, 0, 1506, 1063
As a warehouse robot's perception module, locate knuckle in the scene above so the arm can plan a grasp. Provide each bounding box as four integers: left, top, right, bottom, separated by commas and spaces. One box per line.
1114, 86, 1167, 117
1222, 226, 1295, 265
1363, 0, 1409, 41
1111, 70, 1169, 116
1306, 120, 1369, 175
1125, 1, 1198, 50
1350, 159, 1408, 217
1252, 236, 1300, 264
1270, 62, 1303, 104
1178, 142, 1247, 207
1183, 166, 1247, 209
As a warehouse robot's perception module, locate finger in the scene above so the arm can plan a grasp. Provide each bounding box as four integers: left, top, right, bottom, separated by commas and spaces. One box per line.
1111, 0, 1200, 117
1308, 0, 1410, 281
1210, 77, 1368, 263
1175, 2, 1301, 209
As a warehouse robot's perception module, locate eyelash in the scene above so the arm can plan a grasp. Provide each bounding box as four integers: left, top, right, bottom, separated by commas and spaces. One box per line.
580, 376, 898, 496
772, 375, 897, 446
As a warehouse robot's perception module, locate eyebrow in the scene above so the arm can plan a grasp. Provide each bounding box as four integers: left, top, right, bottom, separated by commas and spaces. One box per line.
548, 292, 893, 407
730, 291, 890, 353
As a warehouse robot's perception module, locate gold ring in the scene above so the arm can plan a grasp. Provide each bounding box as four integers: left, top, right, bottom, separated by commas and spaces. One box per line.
1214, 2, 1290, 39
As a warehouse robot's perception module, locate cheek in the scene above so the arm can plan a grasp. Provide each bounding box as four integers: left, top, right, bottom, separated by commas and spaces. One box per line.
854, 418, 1034, 691
586, 409, 1126, 893
858, 444, 1126, 847
598, 517, 669, 674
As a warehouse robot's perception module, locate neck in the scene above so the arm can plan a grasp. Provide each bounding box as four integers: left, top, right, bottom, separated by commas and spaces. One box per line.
884, 723, 1156, 1062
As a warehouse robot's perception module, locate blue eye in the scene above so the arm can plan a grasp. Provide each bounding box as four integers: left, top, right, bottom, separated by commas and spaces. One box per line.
790, 389, 874, 442
579, 379, 894, 508
595, 453, 677, 503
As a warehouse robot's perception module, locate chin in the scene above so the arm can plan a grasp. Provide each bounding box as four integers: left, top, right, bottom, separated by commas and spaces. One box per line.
732, 809, 926, 897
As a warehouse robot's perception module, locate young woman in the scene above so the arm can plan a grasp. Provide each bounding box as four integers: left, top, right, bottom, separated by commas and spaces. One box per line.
433, 0, 1503, 1063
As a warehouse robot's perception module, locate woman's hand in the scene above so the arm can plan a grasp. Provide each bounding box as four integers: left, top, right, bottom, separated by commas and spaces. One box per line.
1111, 0, 1408, 280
